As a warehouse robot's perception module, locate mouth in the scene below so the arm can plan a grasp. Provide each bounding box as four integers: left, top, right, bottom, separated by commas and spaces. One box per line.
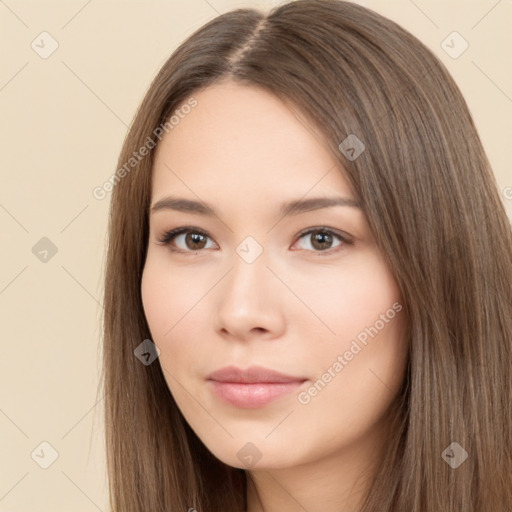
206, 365, 308, 408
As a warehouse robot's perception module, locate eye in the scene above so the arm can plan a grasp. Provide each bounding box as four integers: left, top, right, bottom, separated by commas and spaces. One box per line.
157, 227, 216, 254
157, 226, 352, 256
292, 227, 352, 256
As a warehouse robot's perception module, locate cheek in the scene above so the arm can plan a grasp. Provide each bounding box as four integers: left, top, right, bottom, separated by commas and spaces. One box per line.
141, 258, 204, 341
310, 313, 407, 427
140, 260, 210, 385
141, 267, 171, 340
290, 252, 402, 345
293, 253, 407, 402
302, 275, 406, 424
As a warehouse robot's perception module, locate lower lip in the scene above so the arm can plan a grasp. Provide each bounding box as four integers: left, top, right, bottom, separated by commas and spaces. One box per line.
208, 380, 306, 408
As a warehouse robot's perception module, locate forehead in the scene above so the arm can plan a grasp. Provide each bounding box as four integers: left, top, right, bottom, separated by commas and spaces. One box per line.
151, 82, 355, 207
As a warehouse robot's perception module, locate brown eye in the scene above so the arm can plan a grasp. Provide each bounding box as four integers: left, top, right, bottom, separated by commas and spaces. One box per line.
310, 231, 334, 251
184, 232, 208, 250
158, 227, 216, 254
293, 227, 352, 255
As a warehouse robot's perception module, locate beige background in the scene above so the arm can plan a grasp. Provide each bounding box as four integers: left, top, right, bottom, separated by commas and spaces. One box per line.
0, 0, 510, 510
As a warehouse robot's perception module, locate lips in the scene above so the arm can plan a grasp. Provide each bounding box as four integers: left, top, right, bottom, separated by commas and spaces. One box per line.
206, 365, 308, 408
207, 365, 307, 384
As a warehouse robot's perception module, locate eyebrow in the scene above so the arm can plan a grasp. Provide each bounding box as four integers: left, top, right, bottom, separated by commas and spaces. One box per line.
150, 195, 361, 218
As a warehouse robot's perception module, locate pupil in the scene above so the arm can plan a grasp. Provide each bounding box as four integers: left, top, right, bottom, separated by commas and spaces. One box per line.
313, 232, 332, 250
187, 233, 206, 249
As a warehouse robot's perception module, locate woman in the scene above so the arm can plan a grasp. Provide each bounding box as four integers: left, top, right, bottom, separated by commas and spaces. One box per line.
100, 1, 512, 510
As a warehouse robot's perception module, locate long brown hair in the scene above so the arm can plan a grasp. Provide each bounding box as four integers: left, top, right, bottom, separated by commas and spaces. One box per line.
99, 0, 512, 510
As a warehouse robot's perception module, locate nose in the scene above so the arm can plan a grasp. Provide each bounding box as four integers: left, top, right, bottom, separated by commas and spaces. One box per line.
214, 249, 286, 342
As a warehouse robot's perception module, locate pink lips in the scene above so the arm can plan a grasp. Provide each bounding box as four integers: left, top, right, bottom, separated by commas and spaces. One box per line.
206, 365, 307, 408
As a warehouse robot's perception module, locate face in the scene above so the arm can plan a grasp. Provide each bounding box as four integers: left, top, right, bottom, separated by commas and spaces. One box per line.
141, 81, 408, 471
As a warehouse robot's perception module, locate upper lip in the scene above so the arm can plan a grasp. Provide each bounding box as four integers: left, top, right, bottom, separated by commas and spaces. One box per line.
207, 365, 307, 384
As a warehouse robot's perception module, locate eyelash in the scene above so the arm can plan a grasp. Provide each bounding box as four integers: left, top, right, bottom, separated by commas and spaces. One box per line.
157, 226, 353, 257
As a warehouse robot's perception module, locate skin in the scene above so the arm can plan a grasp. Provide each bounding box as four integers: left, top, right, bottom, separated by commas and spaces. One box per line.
141, 81, 409, 512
